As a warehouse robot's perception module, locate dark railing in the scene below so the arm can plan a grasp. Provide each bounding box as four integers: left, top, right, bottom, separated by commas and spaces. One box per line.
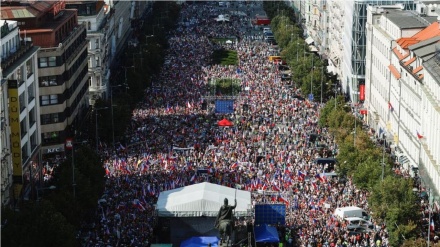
1, 41, 33, 71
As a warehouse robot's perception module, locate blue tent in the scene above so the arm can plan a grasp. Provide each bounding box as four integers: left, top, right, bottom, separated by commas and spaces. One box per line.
254, 224, 280, 243
180, 236, 219, 247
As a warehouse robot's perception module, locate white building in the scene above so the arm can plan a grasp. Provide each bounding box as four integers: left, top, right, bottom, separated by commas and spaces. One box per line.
1, 20, 40, 205
365, 6, 440, 193
65, 1, 112, 104
292, 0, 417, 102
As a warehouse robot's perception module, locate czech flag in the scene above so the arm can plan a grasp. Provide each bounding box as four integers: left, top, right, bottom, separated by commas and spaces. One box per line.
431, 219, 435, 232
315, 173, 326, 183
298, 171, 306, 180
417, 131, 424, 139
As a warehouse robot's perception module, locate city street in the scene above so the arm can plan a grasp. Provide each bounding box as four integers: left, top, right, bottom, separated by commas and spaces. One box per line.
83, 2, 389, 247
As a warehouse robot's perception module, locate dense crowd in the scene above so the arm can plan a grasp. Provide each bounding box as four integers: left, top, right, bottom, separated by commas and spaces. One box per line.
81, 2, 396, 247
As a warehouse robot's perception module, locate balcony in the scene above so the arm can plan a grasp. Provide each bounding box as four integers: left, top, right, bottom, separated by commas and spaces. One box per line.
0, 41, 33, 71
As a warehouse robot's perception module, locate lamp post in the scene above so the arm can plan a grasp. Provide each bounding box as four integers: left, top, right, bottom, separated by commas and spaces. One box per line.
95, 107, 109, 152
110, 85, 128, 149
65, 138, 75, 199
381, 134, 386, 181
122, 66, 134, 92
304, 52, 315, 97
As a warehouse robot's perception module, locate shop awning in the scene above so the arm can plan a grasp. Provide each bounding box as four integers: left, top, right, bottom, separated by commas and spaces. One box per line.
305, 37, 314, 45
309, 45, 318, 52
326, 65, 335, 74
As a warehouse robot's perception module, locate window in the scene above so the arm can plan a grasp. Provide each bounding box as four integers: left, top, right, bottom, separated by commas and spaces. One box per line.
26, 58, 33, 78
39, 76, 58, 87
20, 118, 27, 137
28, 84, 34, 103
41, 113, 59, 125
39, 57, 48, 67
21, 145, 29, 161
88, 21, 91, 30
19, 93, 26, 112
95, 38, 99, 49
39, 57, 56, 67
16, 66, 23, 82
30, 132, 37, 151
42, 131, 59, 143
41, 114, 50, 124
50, 95, 58, 104
41, 95, 49, 106
48, 57, 56, 67
29, 108, 36, 127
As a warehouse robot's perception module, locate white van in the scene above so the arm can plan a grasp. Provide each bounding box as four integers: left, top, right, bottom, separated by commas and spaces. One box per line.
334, 206, 370, 220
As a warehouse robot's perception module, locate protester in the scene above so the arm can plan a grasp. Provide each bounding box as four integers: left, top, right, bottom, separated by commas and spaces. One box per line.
82, 2, 391, 247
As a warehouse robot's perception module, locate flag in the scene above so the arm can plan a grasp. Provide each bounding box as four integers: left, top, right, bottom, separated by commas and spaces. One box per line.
431, 219, 435, 232
298, 171, 306, 180
311, 181, 318, 190
133, 199, 145, 211
417, 131, 423, 139
279, 194, 289, 205
190, 173, 197, 183
187, 101, 192, 108
230, 162, 238, 170
119, 143, 126, 150
315, 173, 326, 183
166, 103, 171, 113
388, 102, 394, 112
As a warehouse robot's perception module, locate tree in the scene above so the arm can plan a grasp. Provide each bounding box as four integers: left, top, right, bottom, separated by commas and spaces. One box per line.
1, 200, 76, 247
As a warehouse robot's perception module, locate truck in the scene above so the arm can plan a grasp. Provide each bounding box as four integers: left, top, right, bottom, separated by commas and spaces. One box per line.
252, 15, 270, 26
334, 206, 370, 220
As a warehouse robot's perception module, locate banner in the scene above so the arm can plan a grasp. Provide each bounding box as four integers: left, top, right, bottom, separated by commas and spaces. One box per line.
359, 84, 365, 102
215, 100, 234, 114
8, 80, 22, 178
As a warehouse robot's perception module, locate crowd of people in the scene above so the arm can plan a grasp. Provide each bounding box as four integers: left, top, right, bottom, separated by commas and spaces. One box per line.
81, 2, 394, 247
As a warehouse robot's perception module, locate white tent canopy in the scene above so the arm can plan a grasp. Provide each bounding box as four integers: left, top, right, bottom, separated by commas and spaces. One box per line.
157, 182, 251, 217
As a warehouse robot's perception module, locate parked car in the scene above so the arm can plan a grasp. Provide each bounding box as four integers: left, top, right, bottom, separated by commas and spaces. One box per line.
344, 217, 374, 230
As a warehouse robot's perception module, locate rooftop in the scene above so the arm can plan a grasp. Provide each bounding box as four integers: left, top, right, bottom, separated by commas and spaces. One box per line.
409, 36, 440, 61
386, 10, 434, 29
397, 21, 440, 49
423, 52, 440, 86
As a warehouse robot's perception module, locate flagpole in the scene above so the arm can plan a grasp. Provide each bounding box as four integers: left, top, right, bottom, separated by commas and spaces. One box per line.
428, 188, 432, 247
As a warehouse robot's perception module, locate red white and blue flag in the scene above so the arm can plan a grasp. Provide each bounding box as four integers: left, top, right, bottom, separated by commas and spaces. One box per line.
190, 173, 197, 183
132, 199, 145, 211
315, 173, 326, 183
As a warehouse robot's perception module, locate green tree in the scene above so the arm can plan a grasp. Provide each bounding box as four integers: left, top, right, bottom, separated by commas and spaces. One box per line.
1, 200, 76, 247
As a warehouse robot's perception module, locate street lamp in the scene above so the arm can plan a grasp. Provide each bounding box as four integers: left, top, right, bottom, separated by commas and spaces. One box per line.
65, 138, 75, 199
122, 66, 135, 92
95, 107, 109, 152
110, 84, 128, 149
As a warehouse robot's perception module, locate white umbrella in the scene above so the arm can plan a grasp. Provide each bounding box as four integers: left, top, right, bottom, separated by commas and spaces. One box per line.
226, 40, 233, 44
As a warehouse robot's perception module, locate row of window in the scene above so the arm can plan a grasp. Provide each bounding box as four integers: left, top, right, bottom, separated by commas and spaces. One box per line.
39, 56, 57, 68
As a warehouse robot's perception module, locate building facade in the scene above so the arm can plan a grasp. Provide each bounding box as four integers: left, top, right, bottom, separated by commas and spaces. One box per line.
1, 1, 89, 159
291, 0, 417, 102
365, 6, 440, 193
65, 0, 111, 105
1, 20, 40, 205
